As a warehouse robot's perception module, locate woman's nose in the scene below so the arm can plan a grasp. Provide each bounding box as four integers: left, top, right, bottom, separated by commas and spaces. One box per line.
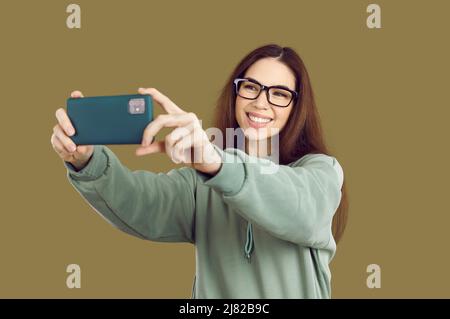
253, 91, 270, 109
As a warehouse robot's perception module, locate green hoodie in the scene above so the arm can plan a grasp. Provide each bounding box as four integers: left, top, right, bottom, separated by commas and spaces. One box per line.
64, 144, 344, 299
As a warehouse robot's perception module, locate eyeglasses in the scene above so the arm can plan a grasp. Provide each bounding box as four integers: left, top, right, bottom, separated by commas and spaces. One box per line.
233, 78, 298, 107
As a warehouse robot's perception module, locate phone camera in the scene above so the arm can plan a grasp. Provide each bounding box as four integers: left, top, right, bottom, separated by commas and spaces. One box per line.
128, 98, 145, 114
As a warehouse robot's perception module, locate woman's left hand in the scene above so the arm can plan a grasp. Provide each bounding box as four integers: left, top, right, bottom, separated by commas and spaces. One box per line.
135, 87, 222, 176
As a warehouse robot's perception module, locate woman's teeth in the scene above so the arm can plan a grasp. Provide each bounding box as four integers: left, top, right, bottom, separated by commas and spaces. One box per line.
248, 114, 272, 123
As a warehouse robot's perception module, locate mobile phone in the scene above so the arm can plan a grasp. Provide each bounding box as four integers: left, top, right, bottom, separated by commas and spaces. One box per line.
66, 94, 153, 145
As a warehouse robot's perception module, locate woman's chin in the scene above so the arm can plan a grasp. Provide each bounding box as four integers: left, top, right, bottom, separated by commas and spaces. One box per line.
242, 122, 280, 140
243, 128, 273, 141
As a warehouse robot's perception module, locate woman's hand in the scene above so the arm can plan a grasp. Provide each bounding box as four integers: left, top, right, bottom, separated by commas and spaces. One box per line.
51, 90, 94, 171
136, 88, 222, 176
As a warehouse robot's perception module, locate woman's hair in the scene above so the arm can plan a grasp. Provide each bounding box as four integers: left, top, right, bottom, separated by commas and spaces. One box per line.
212, 44, 349, 244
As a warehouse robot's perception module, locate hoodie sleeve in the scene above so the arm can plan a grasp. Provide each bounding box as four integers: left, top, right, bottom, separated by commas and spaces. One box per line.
64, 145, 196, 243
202, 147, 344, 249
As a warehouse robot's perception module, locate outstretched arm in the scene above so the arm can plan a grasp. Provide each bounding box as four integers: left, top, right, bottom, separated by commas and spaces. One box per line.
65, 145, 197, 243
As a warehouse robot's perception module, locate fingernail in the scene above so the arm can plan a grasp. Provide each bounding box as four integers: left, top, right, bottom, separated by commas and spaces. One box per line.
69, 128, 75, 136
70, 145, 76, 152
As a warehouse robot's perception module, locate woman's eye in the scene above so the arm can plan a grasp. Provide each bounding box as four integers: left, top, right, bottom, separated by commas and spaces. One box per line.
244, 84, 257, 91
274, 91, 288, 98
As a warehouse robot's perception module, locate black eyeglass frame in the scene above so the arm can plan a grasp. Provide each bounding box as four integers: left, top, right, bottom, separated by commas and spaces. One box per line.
233, 78, 299, 107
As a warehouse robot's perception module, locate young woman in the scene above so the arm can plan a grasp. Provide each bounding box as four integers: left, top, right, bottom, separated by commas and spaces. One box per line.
51, 44, 349, 298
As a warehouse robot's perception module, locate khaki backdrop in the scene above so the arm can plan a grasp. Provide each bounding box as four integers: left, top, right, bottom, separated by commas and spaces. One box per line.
0, 0, 449, 298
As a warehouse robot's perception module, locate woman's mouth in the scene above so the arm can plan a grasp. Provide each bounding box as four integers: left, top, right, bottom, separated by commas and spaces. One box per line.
246, 112, 273, 128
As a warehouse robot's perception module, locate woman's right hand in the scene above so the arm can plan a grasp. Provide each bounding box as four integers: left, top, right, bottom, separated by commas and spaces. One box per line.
51, 90, 94, 171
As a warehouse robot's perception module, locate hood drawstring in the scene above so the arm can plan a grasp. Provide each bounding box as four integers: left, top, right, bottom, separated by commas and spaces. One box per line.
244, 221, 254, 262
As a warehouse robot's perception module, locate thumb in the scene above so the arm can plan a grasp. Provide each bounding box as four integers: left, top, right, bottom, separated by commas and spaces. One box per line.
136, 141, 165, 156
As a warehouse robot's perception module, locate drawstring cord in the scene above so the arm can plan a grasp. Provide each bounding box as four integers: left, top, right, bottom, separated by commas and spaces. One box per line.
244, 221, 254, 263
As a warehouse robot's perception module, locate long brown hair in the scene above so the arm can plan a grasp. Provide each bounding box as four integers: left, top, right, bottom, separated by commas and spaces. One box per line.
212, 44, 349, 244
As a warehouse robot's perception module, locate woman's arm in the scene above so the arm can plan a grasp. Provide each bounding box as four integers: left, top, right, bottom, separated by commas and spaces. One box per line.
65, 145, 196, 243
201, 147, 344, 248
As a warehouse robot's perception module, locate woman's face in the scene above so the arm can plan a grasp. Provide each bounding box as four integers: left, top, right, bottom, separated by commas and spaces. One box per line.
235, 57, 296, 141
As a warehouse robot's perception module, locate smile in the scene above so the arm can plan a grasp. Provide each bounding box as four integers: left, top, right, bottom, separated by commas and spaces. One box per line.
245, 112, 273, 128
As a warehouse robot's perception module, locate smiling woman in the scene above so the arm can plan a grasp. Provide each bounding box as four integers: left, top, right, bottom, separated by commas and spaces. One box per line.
51, 43, 349, 299
234, 58, 297, 145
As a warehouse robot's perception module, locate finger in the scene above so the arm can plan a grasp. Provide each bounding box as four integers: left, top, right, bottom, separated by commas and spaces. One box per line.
166, 126, 193, 163
55, 108, 76, 136
141, 113, 196, 146
175, 133, 200, 163
51, 134, 65, 155
135, 141, 165, 156
70, 90, 84, 98
174, 128, 212, 164
138, 87, 185, 115
173, 134, 194, 163
166, 125, 194, 148
53, 124, 77, 153
51, 134, 71, 161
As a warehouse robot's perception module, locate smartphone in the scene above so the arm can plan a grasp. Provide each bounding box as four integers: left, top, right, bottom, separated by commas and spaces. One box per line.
67, 94, 153, 145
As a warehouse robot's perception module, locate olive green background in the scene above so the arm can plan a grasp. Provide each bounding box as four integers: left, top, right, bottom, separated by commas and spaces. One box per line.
1, 0, 449, 298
